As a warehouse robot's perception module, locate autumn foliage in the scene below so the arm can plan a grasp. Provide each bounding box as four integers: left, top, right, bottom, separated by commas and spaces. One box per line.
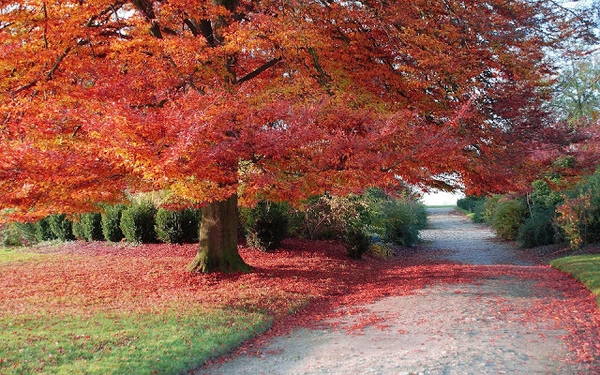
0, 0, 597, 271
0, 0, 592, 216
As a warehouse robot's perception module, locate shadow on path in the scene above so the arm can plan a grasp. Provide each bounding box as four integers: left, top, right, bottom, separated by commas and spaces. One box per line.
195, 207, 600, 375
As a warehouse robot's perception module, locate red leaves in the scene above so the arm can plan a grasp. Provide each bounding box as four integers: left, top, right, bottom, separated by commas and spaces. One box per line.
1, 0, 588, 219
2, 239, 600, 370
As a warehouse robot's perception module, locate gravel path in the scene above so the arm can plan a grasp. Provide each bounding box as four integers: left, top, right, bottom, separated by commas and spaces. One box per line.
196, 208, 600, 374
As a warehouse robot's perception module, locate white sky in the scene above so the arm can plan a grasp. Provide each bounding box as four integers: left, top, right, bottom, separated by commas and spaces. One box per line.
421, 190, 464, 206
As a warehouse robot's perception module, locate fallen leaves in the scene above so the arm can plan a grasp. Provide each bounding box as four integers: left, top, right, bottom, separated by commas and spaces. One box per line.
1, 239, 600, 372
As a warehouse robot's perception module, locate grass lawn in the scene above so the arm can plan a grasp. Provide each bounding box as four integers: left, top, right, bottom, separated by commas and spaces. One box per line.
1, 240, 427, 375
551, 254, 600, 308
0, 245, 275, 374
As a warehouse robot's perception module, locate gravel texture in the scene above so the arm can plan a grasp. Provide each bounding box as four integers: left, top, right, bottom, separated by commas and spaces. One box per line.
196, 208, 599, 375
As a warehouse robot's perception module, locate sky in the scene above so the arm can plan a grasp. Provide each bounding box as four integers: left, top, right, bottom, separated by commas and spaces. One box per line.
421, 190, 464, 206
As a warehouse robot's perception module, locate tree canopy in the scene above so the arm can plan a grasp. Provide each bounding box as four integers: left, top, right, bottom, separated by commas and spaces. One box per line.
0, 0, 596, 218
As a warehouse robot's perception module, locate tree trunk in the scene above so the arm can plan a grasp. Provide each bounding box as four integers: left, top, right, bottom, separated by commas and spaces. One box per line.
186, 194, 251, 273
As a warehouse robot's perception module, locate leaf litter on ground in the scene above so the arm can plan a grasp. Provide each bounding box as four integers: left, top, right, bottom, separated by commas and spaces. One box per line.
1, 239, 599, 374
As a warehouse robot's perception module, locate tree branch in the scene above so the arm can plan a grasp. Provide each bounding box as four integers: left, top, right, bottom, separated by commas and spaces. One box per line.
164, 55, 205, 94
236, 57, 283, 84
47, 47, 71, 79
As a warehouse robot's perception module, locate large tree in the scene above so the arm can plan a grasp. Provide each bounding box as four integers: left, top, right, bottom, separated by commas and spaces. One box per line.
0, 0, 594, 272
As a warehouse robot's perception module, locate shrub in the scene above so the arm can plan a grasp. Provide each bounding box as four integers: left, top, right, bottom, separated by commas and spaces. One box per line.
120, 202, 157, 243
79, 212, 103, 241
457, 196, 485, 213
412, 201, 428, 230
530, 179, 562, 208
1, 222, 37, 247
368, 242, 394, 259
293, 194, 370, 241
241, 201, 289, 251
179, 207, 201, 243
555, 171, 600, 248
518, 207, 557, 248
483, 195, 502, 224
34, 217, 56, 242
2, 223, 23, 247
47, 214, 74, 241
471, 200, 487, 223
71, 217, 85, 240
101, 204, 126, 242
155, 207, 201, 244
17, 222, 37, 245
291, 190, 425, 257
382, 199, 421, 247
343, 224, 371, 259
490, 198, 527, 241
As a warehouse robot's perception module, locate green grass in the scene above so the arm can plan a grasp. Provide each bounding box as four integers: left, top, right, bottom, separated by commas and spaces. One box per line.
551, 255, 600, 307
454, 207, 475, 219
0, 308, 269, 374
0, 247, 46, 264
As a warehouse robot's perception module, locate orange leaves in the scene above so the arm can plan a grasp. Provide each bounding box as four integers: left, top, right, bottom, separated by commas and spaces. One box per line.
0, 0, 588, 216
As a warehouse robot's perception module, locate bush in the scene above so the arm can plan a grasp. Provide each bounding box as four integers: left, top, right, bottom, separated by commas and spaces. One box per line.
34, 217, 56, 242
120, 202, 157, 243
241, 201, 289, 251
2, 223, 22, 247
343, 224, 371, 259
471, 200, 487, 223
102, 204, 126, 242
71, 217, 85, 240
47, 214, 74, 241
556, 171, 600, 248
155, 207, 201, 244
518, 207, 557, 248
483, 195, 502, 224
1, 222, 37, 247
382, 199, 422, 247
490, 198, 527, 241
79, 212, 103, 241
291, 190, 425, 258
457, 196, 484, 213
412, 201, 428, 230
368, 242, 394, 259
293, 194, 370, 241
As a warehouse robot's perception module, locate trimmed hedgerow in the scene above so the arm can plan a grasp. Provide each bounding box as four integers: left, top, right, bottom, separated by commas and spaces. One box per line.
241, 201, 289, 252
101, 204, 126, 242
120, 202, 157, 243
34, 217, 56, 242
72, 217, 85, 240
155, 207, 201, 244
47, 214, 75, 241
80, 212, 104, 241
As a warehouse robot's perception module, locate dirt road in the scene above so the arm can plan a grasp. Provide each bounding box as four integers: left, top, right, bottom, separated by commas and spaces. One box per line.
196, 208, 600, 374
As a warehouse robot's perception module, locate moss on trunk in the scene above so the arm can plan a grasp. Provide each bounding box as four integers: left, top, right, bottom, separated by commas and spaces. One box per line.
186, 195, 251, 273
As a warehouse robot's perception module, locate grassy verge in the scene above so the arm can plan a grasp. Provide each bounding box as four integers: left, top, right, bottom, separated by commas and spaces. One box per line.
454, 207, 476, 220
0, 247, 46, 264
0, 308, 268, 375
551, 255, 600, 307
